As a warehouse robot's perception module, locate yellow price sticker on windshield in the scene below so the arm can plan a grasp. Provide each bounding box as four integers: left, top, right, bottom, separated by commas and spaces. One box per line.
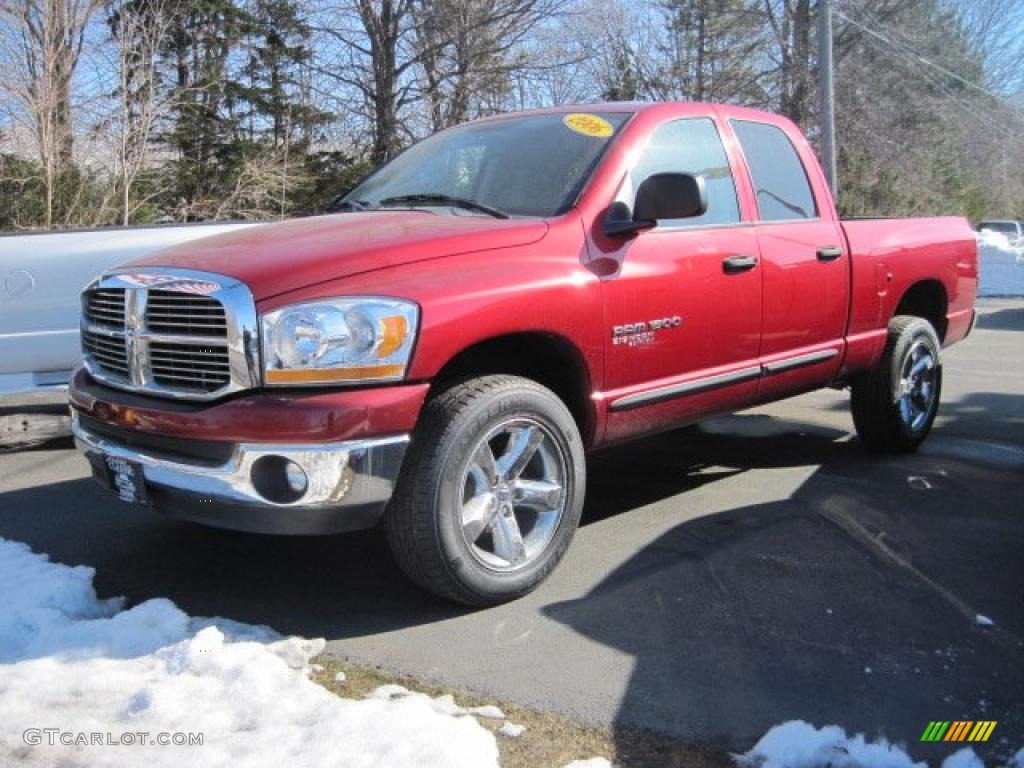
563, 113, 614, 138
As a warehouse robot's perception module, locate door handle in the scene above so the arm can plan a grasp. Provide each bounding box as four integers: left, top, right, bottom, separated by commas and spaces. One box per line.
722, 255, 758, 274
817, 246, 843, 261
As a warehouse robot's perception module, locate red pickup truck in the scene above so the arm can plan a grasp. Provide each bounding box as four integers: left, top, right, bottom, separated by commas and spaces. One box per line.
70, 103, 977, 605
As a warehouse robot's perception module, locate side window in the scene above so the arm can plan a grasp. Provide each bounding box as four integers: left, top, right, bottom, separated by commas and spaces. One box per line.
731, 120, 818, 222
624, 118, 740, 228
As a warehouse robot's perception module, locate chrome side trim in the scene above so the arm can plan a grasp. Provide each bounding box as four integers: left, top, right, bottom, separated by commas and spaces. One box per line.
81, 268, 259, 401
608, 348, 842, 411
609, 365, 762, 411
762, 348, 839, 375
72, 412, 408, 510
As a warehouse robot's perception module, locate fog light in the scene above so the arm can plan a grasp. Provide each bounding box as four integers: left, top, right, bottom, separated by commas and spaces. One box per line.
284, 461, 308, 494
250, 455, 308, 504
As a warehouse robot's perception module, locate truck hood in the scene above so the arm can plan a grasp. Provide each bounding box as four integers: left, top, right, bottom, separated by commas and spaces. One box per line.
132, 211, 549, 300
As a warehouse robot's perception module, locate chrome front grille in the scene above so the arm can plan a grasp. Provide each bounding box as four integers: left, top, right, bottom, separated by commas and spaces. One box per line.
145, 290, 227, 336
82, 327, 130, 376
80, 270, 259, 401
149, 341, 231, 391
84, 288, 126, 328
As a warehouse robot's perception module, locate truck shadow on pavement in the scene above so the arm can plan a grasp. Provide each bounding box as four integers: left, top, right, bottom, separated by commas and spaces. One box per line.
975, 305, 1024, 332
547, 415, 1024, 764
0, 398, 1020, 762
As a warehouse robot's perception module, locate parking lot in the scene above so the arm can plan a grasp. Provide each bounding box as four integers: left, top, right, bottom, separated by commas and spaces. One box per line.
1, 298, 1021, 764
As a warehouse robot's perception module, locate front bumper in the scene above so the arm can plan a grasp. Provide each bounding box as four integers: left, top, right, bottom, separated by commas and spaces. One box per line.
73, 412, 408, 535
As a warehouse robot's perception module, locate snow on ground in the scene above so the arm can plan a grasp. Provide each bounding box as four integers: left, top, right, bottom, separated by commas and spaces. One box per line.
9, 536, 1018, 768
0, 537, 500, 767
735, 721, 924, 768
978, 240, 1024, 297
498, 722, 527, 738
737, 721, 1020, 768
366, 684, 506, 719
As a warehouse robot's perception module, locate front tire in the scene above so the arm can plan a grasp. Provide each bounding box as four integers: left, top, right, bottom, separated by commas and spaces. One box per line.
385, 375, 586, 606
850, 315, 942, 453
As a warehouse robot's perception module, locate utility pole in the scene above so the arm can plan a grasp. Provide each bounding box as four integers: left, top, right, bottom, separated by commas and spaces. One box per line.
818, 0, 837, 195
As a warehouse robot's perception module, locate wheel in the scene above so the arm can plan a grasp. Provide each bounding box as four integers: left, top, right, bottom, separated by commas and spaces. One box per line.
850, 315, 942, 453
385, 375, 586, 606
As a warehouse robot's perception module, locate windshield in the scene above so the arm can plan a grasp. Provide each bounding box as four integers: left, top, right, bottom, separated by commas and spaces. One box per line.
343, 112, 631, 217
980, 221, 1018, 236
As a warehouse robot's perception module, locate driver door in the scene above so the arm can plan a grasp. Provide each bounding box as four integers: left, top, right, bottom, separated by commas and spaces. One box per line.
593, 116, 763, 444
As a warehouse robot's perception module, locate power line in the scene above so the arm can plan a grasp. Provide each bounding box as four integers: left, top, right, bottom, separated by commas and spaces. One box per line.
852, 32, 1018, 142
832, 7, 1022, 143
834, 5, 1024, 115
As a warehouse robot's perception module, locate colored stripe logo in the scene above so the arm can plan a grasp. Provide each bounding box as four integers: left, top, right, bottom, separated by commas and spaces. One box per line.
921, 721, 997, 742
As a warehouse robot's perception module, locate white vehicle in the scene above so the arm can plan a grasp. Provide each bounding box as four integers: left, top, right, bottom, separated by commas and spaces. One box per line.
0, 223, 260, 443
978, 219, 1023, 250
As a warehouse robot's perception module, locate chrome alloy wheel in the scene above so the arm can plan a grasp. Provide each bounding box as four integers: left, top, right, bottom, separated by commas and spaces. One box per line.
896, 340, 937, 432
458, 418, 568, 571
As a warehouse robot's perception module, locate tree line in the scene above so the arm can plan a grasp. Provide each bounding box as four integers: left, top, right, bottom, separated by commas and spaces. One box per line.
0, 0, 1021, 231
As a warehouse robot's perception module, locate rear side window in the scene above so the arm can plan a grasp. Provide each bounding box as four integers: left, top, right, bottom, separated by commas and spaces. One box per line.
624, 117, 740, 228
732, 120, 817, 222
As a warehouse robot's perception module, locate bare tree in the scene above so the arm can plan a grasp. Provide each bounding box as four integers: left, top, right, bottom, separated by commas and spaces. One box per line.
108, 0, 178, 225
0, 0, 102, 227
411, 0, 565, 131
762, 0, 813, 126
314, 0, 418, 164
952, 0, 1024, 95
654, 0, 767, 104
210, 146, 309, 220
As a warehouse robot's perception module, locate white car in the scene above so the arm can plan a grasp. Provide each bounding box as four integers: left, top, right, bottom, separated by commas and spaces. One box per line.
978, 219, 1023, 251
0, 222, 260, 445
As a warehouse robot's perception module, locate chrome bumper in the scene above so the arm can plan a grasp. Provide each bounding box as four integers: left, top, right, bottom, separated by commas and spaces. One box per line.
72, 413, 408, 534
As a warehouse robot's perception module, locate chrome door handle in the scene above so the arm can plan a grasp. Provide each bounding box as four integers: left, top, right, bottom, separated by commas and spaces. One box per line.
817, 246, 843, 261
722, 255, 758, 273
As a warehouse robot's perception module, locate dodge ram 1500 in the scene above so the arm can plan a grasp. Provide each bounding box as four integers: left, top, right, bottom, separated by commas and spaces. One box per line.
69, 103, 977, 605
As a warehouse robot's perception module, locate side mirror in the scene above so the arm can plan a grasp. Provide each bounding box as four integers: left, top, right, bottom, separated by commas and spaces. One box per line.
602, 201, 652, 237
602, 172, 708, 238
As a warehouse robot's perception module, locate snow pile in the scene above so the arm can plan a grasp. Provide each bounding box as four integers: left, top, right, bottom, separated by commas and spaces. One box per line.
976, 229, 1017, 253
736, 721, 925, 768
941, 749, 984, 768
736, 721, 1024, 768
499, 722, 527, 738
367, 684, 506, 719
0, 538, 499, 768
978, 239, 1024, 297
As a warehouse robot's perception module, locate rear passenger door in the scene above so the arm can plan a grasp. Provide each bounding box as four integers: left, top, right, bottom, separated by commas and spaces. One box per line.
730, 119, 848, 401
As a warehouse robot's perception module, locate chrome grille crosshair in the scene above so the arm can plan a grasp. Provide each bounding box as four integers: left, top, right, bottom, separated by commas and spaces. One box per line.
80, 269, 259, 401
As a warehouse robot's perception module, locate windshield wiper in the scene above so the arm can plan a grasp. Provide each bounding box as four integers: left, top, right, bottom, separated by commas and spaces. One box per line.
377, 194, 509, 219
327, 198, 374, 213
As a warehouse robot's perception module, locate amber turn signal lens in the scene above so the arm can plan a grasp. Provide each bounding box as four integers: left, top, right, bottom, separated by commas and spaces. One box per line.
265, 364, 405, 384
377, 315, 409, 359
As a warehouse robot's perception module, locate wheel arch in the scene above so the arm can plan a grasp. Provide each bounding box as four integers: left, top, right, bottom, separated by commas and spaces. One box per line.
428, 332, 596, 446
893, 279, 948, 341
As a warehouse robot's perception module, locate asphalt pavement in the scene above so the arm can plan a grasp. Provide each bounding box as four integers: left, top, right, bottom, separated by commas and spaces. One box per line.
1, 298, 1021, 764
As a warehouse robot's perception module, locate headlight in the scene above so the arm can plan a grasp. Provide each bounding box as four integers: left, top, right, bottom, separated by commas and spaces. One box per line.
261, 297, 419, 385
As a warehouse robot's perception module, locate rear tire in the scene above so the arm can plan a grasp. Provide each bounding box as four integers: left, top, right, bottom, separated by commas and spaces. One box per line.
385, 375, 585, 606
850, 315, 942, 453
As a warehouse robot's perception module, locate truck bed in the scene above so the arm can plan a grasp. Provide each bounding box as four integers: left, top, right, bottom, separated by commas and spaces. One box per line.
840, 216, 978, 368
